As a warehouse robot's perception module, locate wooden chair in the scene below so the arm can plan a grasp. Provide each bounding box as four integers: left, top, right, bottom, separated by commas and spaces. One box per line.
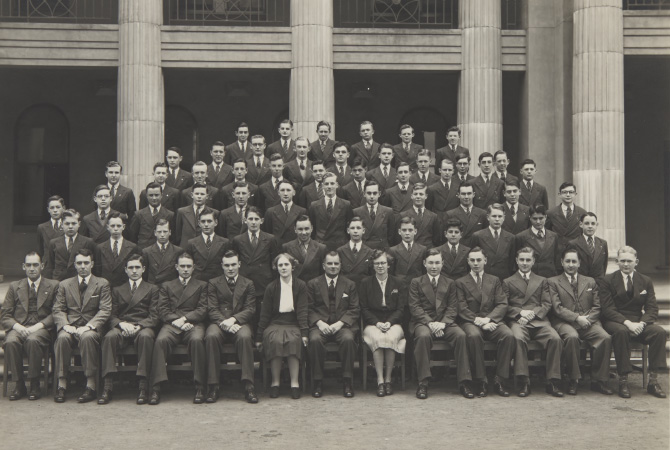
52, 347, 102, 392
3, 349, 50, 397
628, 341, 649, 387
309, 340, 360, 391
361, 341, 406, 391
216, 343, 266, 388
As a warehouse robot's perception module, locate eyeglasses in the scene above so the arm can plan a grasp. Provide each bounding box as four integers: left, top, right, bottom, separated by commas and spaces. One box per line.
373, 262, 388, 266
96, 195, 111, 199
560, 190, 576, 195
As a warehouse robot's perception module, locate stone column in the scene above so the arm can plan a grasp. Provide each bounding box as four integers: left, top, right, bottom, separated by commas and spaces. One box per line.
117, 0, 164, 197
572, 0, 625, 251
458, 0, 502, 170
290, 0, 335, 140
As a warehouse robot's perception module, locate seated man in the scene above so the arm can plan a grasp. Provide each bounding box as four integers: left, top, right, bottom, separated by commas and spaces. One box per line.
37, 195, 65, 258
204, 251, 258, 404
141, 219, 182, 285
1, 252, 58, 400
307, 252, 360, 398
99, 255, 160, 405
601, 246, 667, 398
456, 247, 514, 397
53, 249, 112, 403
149, 252, 208, 405
94, 212, 140, 287
410, 249, 473, 400
44, 209, 97, 281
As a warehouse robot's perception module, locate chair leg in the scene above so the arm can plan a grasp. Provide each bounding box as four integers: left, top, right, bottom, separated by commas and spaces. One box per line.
642, 345, 648, 388
401, 353, 406, 390
362, 345, 368, 391
2, 358, 8, 397
43, 352, 50, 396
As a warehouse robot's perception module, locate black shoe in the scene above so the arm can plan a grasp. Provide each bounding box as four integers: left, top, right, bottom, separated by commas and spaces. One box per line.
54, 387, 66, 403
343, 382, 354, 398
494, 380, 510, 397
291, 387, 301, 399
618, 381, 631, 399
376, 383, 386, 397
459, 382, 474, 399
193, 388, 205, 404
137, 388, 148, 405
245, 387, 259, 404
517, 383, 530, 398
28, 385, 42, 401
416, 383, 428, 400
97, 389, 113, 405
269, 386, 279, 398
647, 382, 666, 398
477, 381, 488, 397
148, 391, 160, 405
77, 388, 97, 403
590, 381, 613, 395
566, 380, 578, 395
545, 382, 564, 397
384, 382, 393, 396
312, 381, 323, 398
206, 386, 219, 404
9, 384, 27, 401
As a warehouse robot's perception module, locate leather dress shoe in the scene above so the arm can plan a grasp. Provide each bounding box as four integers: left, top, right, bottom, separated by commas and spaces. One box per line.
136, 388, 148, 405
312, 381, 323, 398
459, 382, 474, 399
545, 382, 564, 397
54, 387, 66, 403
291, 387, 301, 399
77, 388, 97, 403
566, 380, 578, 395
28, 386, 42, 401
376, 383, 386, 397
494, 380, 510, 397
245, 387, 259, 404
416, 383, 428, 400
269, 386, 280, 398
517, 383, 530, 398
206, 386, 219, 403
647, 382, 666, 398
618, 381, 631, 399
97, 389, 113, 405
193, 388, 205, 404
590, 381, 613, 395
9, 384, 27, 401
343, 382, 354, 398
477, 381, 488, 397
148, 391, 160, 405
384, 382, 393, 396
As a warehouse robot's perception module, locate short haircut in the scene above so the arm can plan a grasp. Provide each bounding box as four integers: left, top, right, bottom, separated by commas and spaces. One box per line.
251, 134, 266, 143
154, 218, 171, 230
351, 157, 364, 169
447, 126, 461, 136
468, 246, 485, 257
360, 120, 373, 130
413, 182, 427, 191
364, 180, 380, 192
444, 218, 463, 233
504, 179, 520, 189
76, 248, 94, 259
396, 162, 410, 171
192, 161, 208, 170
559, 182, 576, 192
105, 161, 122, 171
279, 119, 294, 128
370, 249, 393, 265
192, 182, 208, 191
237, 122, 249, 131
487, 203, 505, 214
478, 152, 494, 163
278, 180, 295, 190
516, 246, 536, 259
458, 181, 474, 193
440, 159, 454, 169
417, 149, 431, 158
295, 214, 311, 226
244, 206, 263, 219
24, 251, 42, 263
126, 254, 145, 267
348, 216, 364, 227
379, 143, 393, 153
520, 158, 536, 168
222, 250, 239, 260
166, 146, 182, 156
145, 181, 162, 193
295, 136, 310, 146
233, 158, 248, 168
272, 253, 298, 270
561, 246, 580, 261
177, 251, 194, 263
198, 207, 216, 220
494, 150, 508, 160
107, 211, 124, 223
455, 152, 470, 162
212, 140, 225, 148
424, 248, 442, 261
269, 153, 284, 163
398, 215, 417, 229
322, 251, 340, 264
317, 120, 331, 131
617, 246, 637, 258
47, 195, 65, 206
322, 171, 337, 182
312, 159, 325, 168
93, 184, 111, 196
333, 141, 351, 153
529, 204, 548, 216
399, 124, 413, 132
233, 181, 250, 191
62, 209, 81, 222
580, 212, 598, 222
153, 161, 168, 172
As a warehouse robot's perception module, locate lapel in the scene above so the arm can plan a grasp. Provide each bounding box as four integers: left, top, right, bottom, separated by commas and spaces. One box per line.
480, 275, 493, 306
558, 275, 576, 300
17, 279, 31, 311
576, 275, 589, 299
252, 232, 270, 259
81, 276, 97, 309
177, 280, 196, 307
525, 273, 542, 303
303, 241, 319, 265
592, 236, 605, 263
335, 277, 347, 309
127, 281, 149, 312
395, 244, 411, 264
208, 236, 225, 261
420, 276, 436, 306
318, 276, 330, 306
185, 207, 197, 231
113, 241, 134, 269
464, 275, 483, 307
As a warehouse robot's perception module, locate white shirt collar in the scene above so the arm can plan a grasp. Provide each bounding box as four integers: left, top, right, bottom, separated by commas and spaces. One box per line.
565, 272, 577, 282
350, 241, 360, 251
470, 271, 483, 281
130, 279, 142, 289
506, 201, 517, 210
561, 203, 573, 214
66, 233, 78, 243
28, 277, 42, 290
99, 207, 111, 216
429, 274, 440, 284
531, 227, 545, 236
110, 237, 124, 247
496, 171, 506, 178
403, 241, 414, 251
325, 275, 338, 285
489, 226, 500, 235
248, 230, 259, 240
79, 274, 92, 285
181, 276, 191, 286
202, 233, 214, 242
151, 205, 161, 213
519, 270, 530, 279
282, 201, 293, 210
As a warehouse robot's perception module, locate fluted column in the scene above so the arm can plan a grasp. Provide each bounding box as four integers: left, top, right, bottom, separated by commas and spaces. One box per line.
572, 0, 624, 251
290, 0, 335, 140
458, 0, 502, 170
117, 0, 164, 197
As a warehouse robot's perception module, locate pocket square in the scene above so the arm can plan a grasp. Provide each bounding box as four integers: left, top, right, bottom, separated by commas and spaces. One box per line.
587, 288, 592, 292
91, 295, 100, 298
391, 289, 399, 294
342, 293, 349, 298
640, 290, 647, 295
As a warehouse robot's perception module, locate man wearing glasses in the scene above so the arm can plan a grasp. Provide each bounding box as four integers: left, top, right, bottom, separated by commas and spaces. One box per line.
546, 182, 587, 256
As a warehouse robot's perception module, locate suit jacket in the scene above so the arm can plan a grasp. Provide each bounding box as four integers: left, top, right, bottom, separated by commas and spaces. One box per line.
110, 281, 160, 329
337, 243, 374, 285
425, 179, 460, 213
282, 239, 328, 282
409, 274, 458, 333
436, 243, 470, 280
216, 206, 248, 239
456, 273, 508, 323
128, 206, 175, 249
471, 228, 516, 280
94, 239, 141, 287
309, 197, 353, 251
514, 228, 561, 278
296, 182, 320, 209
546, 205, 588, 252
232, 231, 280, 296
409, 171, 440, 186
53, 275, 112, 331
471, 175, 504, 210
548, 273, 601, 325
601, 271, 658, 324
207, 163, 235, 190
206, 274, 256, 325
265, 138, 296, 162
37, 220, 64, 258
455, 173, 476, 184
180, 185, 218, 209
351, 140, 381, 169
434, 145, 469, 175
283, 159, 314, 188
110, 185, 137, 221
381, 184, 413, 213
257, 178, 287, 213
158, 277, 208, 324
354, 204, 395, 250
327, 164, 353, 187
142, 242, 182, 285
186, 234, 230, 281
392, 142, 422, 171
444, 205, 487, 248
307, 275, 360, 330
174, 205, 220, 247
139, 185, 180, 212
570, 235, 608, 279
492, 172, 519, 186
400, 208, 442, 248
359, 275, 406, 326
214, 181, 258, 211
225, 141, 253, 165
366, 165, 397, 192
519, 180, 549, 209
340, 180, 366, 209
80, 209, 120, 244
256, 277, 309, 341
502, 202, 530, 235
262, 202, 307, 244
245, 157, 272, 186
309, 138, 337, 168
44, 234, 97, 281
388, 242, 427, 285
0, 277, 59, 331
502, 272, 552, 326
166, 168, 193, 191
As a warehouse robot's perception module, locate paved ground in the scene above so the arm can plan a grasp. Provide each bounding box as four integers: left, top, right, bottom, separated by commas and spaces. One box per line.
1, 373, 668, 450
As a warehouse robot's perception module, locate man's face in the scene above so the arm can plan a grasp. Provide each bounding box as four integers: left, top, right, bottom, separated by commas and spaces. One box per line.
107, 217, 125, 239
94, 189, 111, 210
458, 187, 474, 207
270, 160, 284, 178
488, 209, 504, 230
439, 162, 454, 181
166, 150, 182, 169
424, 254, 443, 277
278, 183, 295, 203
516, 252, 535, 274
616, 251, 638, 275
379, 148, 394, 165
467, 251, 486, 274
192, 187, 208, 206
222, 256, 241, 279
411, 188, 427, 207
175, 256, 194, 279
445, 227, 461, 245
399, 128, 414, 144
504, 185, 519, 204
561, 252, 580, 275
295, 220, 312, 243
236, 127, 249, 143
295, 140, 309, 159
323, 254, 341, 277
398, 224, 417, 243
244, 212, 263, 232
333, 146, 349, 164
75, 255, 94, 278
580, 216, 598, 237
323, 176, 338, 197
23, 254, 43, 281
47, 200, 64, 220
347, 220, 365, 242
125, 259, 145, 282
154, 167, 168, 184
360, 124, 374, 141
233, 187, 250, 206
192, 165, 208, 184
199, 213, 217, 235
146, 187, 162, 208
278, 123, 292, 138
478, 156, 494, 175
495, 154, 509, 173
233, 162, 248, 180
352, 165, 365, 182
530, 212, 546, 230
364, 185, 380, 205
154, 223, 171, 244
317, 125, 330, 141
251, 139, 266, 156
312, 164, 326, 182
559, 186, 577, 205
62, 216, 80, 237
211, 145, 225, 164
416, 155, 430, 173
520, 164, 536, 181
447, 131, 460, 146
456, 158, 470, 175
396, 166, 410, 184
105, 165, 121, 185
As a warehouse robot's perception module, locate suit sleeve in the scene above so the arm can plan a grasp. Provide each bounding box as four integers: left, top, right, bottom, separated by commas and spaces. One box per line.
0, 285, 19, 331
295, 281, 309, 337
52, 283, 68, 331
408, 278, 433, 326
456, 281, 477, 323
388, 281, 407, 325
487, 278, 508, 323
586, 281, 601, 323
38, 283, 56, 330
548, 280, 579, 323
127, 214, 141, 244
534, 280, 552, 320
87, 280, 111, 330
503, 281, 521, 320
138, 285, 161, 329
640, 278, 658, 324
438, 282, 458, 325
339, 281, 360, 328
233, 281, 256, 325
207, 282, 224, 324
109, 288, 122, 329
184, 284, 208, 323
158, 285, 179, 323
598, 277, 626, 323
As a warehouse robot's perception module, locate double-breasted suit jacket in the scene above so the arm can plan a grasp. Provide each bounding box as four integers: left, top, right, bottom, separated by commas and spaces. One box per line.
296, 182, 320, 209
308, 197, 353, 251
44, 234, 97, 281
53, 275, 112, 332
224, 141, 253, 165
174, 205, 220, 247
514, 228, 561, 278
381, 184, 414, 214
409, 274, 458, 334
231, 231, 280, 299
601, 271, 658, 324
262, 202, 307, 245
519, 180, 548, 209
471, 228, 516, 280
501, 202, 530, 235
425, 179, 460, 213
392, 142, 422, 171
328, 164, 354, 187
359, 275, 406, 326
37, 220, 64, 258
436, 243, 470, 280
309, 138, 336, 167
109, 281, 160, 330
80, 209, 120, 244
444, 205, 487, 248
366, 165, 397, 192
546, 205, 588, 254
351, 140, 381, 169
207, 275, 256, 326
265, 138, 296, 163
307, 275, 360, 330
109, 185, 137, 222
400, 207, 442, 248
340, 180, 366, 209
245, 156, 272, 186
283, 159, 314, 188
166, 168, 193, 191
282, 239, 328, 282
409, 171, 440, 186
336, 243, 374, 285
94, 239, 141, 287
456, 273, 508, 324
434, 144, 469, 174
256, 178, 285, 213
570, 234, 608, 279
180, 185, 218, 209
158, 278, 208, 325
215, 181, 258, 211
387, 242, 427, 285
471, 175, 504, 210
216, 206, 248, 239
139, 185, 180, 212
1, 277, 59, 331
353, 204, 395, 250
206, 163, 235, 190
186, 234, 230, 281
128, 206, 175, 249
141, 242, 182, 285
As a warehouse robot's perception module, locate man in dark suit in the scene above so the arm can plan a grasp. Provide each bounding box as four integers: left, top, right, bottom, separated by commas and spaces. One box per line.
426, 159, 460, 214
44, 209, 97, 281
350, 120, 381, 169
308, 172, 353, 251
165, 147, 194, 191
337, 216, 374, 285
215, 160, 258, 211
436, 219, 470, 280
471, 204, 515, 280
601, 246, 667, 398
328, 142, 354, 188
365, 143, 397, 192
514, 205, 561, 278
297, 159, 325, 208
53, 249, 112, 403
472, 152, 504, 210
547, 182, 587, 255
217, 181, 252, 239
181, 162, 218, 208
434, 126, 469, 175
282, 215, 328, 282
175, 183, 219, 246
307, 252, 360, 398
256, 154, 287, 213
129, 182, 175, 249
224, 122, 253, 165
444, 182, 487, 248
105, 161, 137, 222
410, 150, 440, 186
501, 180, 530, 234
138, 162, 180, 212
98, 255, 160, 405
454, 152, 475, 184
456, 247, 514, 397
392, 124, 422, 172
1, 252, 58, 400
400, 182, 442, 248
80, 185, 119, 244
388, 216, 426, 285
503, 247, 564, 397
246, 135, 272, 186
339, 158, 367, 209
283, 136, 313, 188
548, 248, 613, 396
207, 141, 235, 190
185, 209, 230, 281
381, 162, 413, 213
149, 252, 208, 405
141, 219, 182, 285
411, 249, 474, 399
204, 250, 258, 403
263, 181, 306, 244
37, 195, 65, 258
569, 212, 608, 280
94, 212, 141, 287
354, 181, 395, 250
308, 120, 337, 167
519, 159, 549, 209
265, 119, 296, 163
492, 150, 519, 185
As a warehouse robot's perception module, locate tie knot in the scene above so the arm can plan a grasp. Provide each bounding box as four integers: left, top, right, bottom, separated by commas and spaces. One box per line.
31, 282, 36, 290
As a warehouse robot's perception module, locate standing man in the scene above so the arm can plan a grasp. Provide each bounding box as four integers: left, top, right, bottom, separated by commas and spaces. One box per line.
246, 135, 272, 186
297, 159, 326, 208
165, 147, 194, 191
139, 162, 180, 212
308, 172, 354, 251
44, 209, 97, 281
514, 205, 560, 278
329, 142, 354, 187
130, 182, 176, 249
381, 162, 413, 214
340, 159, 367, 209
569, 212, 609, 280
436, 219, 470, 281
80, 185, 118, 244
472, 152, 504, 210
105, 161, 137, 222
492, 150, 518, 185
181, 161, 218, 208
265, 119, 296, 162
444, 182, 487, 248
400, 182, 442, 248
263, 180, 306, 245
94, 212, 140, 287
283, 136, 313, 188
454, 153, 475, 184
435, 126, 469, 174
426, 159, 460, 214
392, 124, 421, 172
214, 159, 258, 211
308, 121, 336, 167
217, 181, 252, 239
501, 180, 530, 235
185, 209, 230, 281
518, 159, 549, 209
337, 216, 374, 285
175, 182, 219, 246
282, 215, 328, 282
351, 120, 381, 169
256, 154, 287, 213
471, 204, 516, 281
387, 217, 426, 285
547, 182, 587, 255
354, 180, 395, 250
365, 144, 397, 192
225, 122, 253, 164
1, 252, 58, 400
141, 219, 183, 285
37, 195, 65, 258
53, 249, 112, 403
410, 150, 439, 186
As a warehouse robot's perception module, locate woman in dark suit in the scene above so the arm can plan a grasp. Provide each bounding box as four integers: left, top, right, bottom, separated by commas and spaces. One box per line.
255, 253, 308, 399
359, 250, 407, 396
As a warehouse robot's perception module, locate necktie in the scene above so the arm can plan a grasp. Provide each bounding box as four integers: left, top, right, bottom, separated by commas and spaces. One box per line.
131, 281, 137, 295
300, 243, 307, 257
383, 166, 388, 178
475, 273, 482, 290
365, 141, 370, 150
587, 236, 595, 254
484, 176, 489, 186
328, 278, 336, 322
407, 243, 412, 254
256, 158, 261, 169
500, 173, 506, 182
274, 179, 280, 192
404, 143, 409, 152
626, 275, 633, 299
570, 276, 579, 303
239, 207, 245, 219
327, 199, 333, 216
53, 220, 59, 231
357, 182, 362, 194
282, 140, 288, 153
422, 174, 427, 183
465, 207, 471, 216
566, 207, 572, 220
152, 207, 158, 217
317, 182, 324, 199
369, 206, 375, 222
215, 164, 221, 174
110, 186, 116, 199
450, 245, 457, 258
79, 279, 87, 298
206, 235, 212, 250
181, 278, 187, 287
251, 232, 258, 247
522, 273, 529, 284
339, 166, 344, 176
227, 278, 236, 291
461, 175, 467, 183
537, 230, 544, 239
284, 203, 290, 215
68, 236, 74, 251
100, 210, 106, 221
161, 244, 166, 253
171, 168, 175, 177
400, 186, 407, 195
526, 181, 532, 191
431, 277, 438, 292
299, 159, 305, 170
494, 229, 499, 241
417, 207, 423, 219
352, 244, 358, 254
510, 204, 516, 218
113, 239, 119, 257
30, 282, 37, 299
321, 140, 326, 151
